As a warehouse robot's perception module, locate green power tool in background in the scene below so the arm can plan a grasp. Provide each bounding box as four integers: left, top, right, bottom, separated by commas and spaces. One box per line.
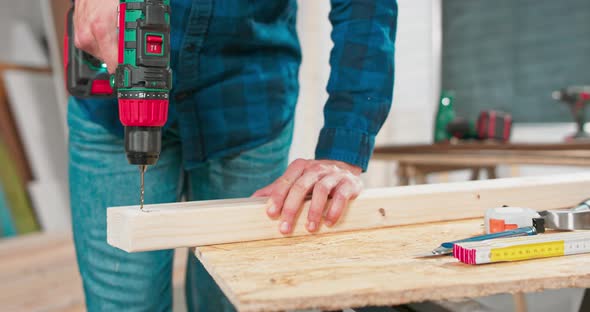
433, 91, 458, 142
433, 91, 512, 143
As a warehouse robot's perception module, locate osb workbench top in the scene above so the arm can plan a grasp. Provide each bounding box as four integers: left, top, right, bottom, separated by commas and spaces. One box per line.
195, 219, 590, 312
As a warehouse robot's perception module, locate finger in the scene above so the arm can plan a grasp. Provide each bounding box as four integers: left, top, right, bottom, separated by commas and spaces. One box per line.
267, 159, 307, 218
325, 180, 360, 227
280, 170, 327, 234
93, 21, 118, 73
306, 173, 345, 232
73, 2, 97, 54
251, 182, 274, 197
73, 1, 83, 47
74, 21, 99, 54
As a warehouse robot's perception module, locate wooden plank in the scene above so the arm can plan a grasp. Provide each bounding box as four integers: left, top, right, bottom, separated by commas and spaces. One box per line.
108, 172, 590, 252
195, 219, 590, 312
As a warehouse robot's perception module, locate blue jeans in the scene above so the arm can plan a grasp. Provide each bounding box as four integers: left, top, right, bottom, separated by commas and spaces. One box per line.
68, 98, 292, 311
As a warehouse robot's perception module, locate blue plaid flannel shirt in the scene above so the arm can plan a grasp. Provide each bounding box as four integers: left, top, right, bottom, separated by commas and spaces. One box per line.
75, 0, 397, 171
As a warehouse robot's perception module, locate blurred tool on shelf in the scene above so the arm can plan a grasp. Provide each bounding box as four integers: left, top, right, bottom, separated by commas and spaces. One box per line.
553, 86, 590, 141
434, 91, 512, 143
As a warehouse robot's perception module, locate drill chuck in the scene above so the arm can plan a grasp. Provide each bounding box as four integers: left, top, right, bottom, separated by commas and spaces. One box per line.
124, 126, 162, 165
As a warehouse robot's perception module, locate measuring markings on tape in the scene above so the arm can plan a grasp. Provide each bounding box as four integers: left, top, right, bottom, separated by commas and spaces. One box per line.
490, 241, 564, 262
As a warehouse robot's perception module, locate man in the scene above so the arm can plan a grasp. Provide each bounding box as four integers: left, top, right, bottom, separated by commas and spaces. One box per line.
71, 0, 397, 310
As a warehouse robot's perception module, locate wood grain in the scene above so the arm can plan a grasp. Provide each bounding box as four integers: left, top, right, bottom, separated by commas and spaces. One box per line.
108, 173, 590, 252
195, 219, 590, 312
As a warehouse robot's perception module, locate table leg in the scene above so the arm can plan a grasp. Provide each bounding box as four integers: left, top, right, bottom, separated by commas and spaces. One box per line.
579, 289, 590, 312
513, 292, 527, 312
486, 166, 497, 179
470, 168, 480, 180
413, 169, 427, 185
396, 163, 410, 186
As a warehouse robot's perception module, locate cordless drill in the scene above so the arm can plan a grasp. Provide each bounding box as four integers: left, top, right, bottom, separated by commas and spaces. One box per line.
552, 86, 590, 141
65, 0, 172, 208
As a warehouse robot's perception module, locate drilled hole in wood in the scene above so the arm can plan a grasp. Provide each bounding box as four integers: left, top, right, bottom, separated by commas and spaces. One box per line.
378, 208, 386, 217
476, 194, 481, 200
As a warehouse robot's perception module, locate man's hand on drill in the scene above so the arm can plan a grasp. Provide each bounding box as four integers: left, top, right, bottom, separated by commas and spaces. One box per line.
253, 159, 363, 235
74, 0, 119, 73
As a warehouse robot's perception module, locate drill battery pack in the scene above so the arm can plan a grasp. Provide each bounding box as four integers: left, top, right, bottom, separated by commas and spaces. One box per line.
64, 7, 114, 98
476, 110, 512, 142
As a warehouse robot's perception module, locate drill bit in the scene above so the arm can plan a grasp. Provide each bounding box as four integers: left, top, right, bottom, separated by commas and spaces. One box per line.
139, 165, 147, 210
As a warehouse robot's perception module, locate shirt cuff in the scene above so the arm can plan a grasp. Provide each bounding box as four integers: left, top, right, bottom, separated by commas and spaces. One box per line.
314, 127, 375, 172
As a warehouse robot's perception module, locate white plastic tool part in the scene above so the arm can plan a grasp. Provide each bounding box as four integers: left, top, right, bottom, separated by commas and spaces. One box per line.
484, 206, 541, 234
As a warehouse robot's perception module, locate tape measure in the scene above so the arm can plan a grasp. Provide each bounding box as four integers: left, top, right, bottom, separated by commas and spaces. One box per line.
455, 231, 590, 265
484, 206, 540, 234
489, 241, 564, 262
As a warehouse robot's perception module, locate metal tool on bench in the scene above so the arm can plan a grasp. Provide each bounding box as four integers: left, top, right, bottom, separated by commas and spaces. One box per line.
416, 219, 545, 258
485, 199, 590, 233
539, 199, 590, 230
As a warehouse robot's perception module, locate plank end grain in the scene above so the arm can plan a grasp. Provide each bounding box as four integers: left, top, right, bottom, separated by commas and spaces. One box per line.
106, 208, 134, 252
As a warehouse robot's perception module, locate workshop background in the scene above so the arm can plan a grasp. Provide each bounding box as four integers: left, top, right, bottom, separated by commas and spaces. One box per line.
0, 0, 589, 311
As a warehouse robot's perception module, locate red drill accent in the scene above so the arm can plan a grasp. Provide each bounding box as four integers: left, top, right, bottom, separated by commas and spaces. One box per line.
119, 99, 169, 127
90, 80, 114, 95
118, 3, 127, 64
488, 111, 496, 139
63, 11, 69, 90
503, 115, 512, 141
146, 35, 163, 54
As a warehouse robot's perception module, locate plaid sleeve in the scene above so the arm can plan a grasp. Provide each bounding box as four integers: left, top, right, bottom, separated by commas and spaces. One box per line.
315, 0, 398, 171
